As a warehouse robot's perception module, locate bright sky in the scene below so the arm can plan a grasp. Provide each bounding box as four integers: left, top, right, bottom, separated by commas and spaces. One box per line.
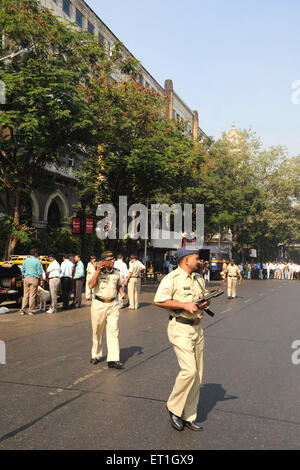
86, 0, 300, 157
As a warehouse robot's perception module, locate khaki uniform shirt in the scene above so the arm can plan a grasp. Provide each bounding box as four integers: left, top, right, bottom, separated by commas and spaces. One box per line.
129, 261, 142, 278
154, 266, 209, 320
226, 264, 240, 278
93, 268, 122, 300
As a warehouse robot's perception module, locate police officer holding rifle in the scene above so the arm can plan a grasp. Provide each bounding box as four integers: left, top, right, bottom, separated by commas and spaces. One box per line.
154, 246, 223, 432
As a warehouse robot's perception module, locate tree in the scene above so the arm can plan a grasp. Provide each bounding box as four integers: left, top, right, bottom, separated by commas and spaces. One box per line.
76, 78, 198, 249
0, 0, 137, 258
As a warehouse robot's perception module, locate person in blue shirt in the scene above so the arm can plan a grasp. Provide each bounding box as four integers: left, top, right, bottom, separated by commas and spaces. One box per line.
20, 249, 43, 315
72, 254, 85, 308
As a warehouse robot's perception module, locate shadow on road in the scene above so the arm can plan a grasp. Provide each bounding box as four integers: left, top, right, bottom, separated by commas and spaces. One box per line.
197, 383, 238, 422
121, 346, 144, 364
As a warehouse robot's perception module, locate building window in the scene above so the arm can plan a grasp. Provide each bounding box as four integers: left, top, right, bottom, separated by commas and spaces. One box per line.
76, 9, 83, 29
62, 0, 70, 16
68, 158, 74, 168
138, 76, 143, 86
98, 32, 105, 45
88, 21, 94, 35
145, 81, 150, 89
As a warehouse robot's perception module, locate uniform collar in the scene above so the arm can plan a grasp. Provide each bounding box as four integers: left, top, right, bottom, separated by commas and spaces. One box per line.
177, 265, 197, 280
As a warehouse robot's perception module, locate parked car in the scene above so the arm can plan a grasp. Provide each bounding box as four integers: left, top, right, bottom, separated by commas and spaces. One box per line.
0, 255, 51, 307
0, 262, 23, 306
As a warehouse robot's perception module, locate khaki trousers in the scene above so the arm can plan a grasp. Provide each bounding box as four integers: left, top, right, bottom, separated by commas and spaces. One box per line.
21, 277, 39, 312
167, 318, 204, 422
91, 299, 120, 361
227, 277, 237, 298
288, 271, 294, 280
49, 277, 60, 312
128, 277, 141, 309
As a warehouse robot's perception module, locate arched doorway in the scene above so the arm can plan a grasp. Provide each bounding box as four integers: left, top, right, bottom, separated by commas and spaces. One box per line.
47, 198, 62, 228
44, 191, 69, 228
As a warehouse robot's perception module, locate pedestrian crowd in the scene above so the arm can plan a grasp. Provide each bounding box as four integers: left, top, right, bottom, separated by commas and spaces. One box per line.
19, 249, 146, 316
228, 261, 300, 281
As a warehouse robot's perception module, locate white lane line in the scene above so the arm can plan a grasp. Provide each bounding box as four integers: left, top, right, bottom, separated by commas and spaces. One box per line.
221, 308, 232, 313
48, 369, 104, 396
244, 299, 252, 303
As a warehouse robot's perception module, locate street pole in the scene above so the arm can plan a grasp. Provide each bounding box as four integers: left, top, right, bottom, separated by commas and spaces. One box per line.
144, 197, 148, 265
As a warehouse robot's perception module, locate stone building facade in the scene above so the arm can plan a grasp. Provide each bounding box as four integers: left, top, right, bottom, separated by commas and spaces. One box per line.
28, 0, 208, 229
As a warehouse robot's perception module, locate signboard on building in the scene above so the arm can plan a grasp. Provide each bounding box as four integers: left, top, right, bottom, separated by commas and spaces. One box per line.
249, 248, 257, 258
72, 218, 80, 234
86, 218, 94, 234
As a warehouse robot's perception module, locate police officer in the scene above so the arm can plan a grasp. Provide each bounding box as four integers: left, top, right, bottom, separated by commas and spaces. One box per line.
154, 247, 210, 431
88, 251, 126, 369
124, 255, 142, 310
225, 260, 242, 299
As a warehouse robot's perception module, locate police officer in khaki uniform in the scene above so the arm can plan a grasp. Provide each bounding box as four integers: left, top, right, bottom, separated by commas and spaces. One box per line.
124, 255, 142, 310
225, 260, 242, 299
154, 247, 210, 431
88, 251, 126, 369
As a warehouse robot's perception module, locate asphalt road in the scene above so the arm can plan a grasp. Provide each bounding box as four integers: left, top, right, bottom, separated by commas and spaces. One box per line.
0, 278, 299, 450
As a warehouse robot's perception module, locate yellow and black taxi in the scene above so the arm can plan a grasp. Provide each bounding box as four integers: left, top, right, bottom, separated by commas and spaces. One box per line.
0, 255, 50, 306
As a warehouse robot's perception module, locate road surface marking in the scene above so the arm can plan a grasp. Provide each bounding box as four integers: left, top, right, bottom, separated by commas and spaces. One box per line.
48, 369, 103, 396
244, 299, 252, 303
221, 308, 232, 313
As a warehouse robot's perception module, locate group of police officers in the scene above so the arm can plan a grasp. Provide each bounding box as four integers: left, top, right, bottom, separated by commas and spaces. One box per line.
89, 248, 244, 431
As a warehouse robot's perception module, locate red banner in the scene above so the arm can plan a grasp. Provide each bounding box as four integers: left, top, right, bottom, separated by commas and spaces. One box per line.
72, 218, 80, 234
86, 217, 94, 234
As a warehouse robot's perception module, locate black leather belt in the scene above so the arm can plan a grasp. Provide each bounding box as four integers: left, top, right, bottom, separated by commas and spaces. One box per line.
95, 296, 116, 303
169, 315, 200, 326
228, 276, 237, 278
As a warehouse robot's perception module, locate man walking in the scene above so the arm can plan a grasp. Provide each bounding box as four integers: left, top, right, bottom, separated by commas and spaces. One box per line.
225, 260, 242, 299
88, 251, 125, 369
19, 249, 43, 315
73, 255, 85, 308
154, 247, 210, 431
124, 255, 142, 310
60, 254, 74, 310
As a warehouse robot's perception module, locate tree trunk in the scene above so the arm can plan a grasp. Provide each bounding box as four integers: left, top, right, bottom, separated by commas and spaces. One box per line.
5, 190, 20, 260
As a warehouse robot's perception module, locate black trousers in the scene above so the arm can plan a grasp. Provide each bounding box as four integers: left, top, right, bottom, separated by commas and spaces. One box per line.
61, 277, 72, 307
75, 278, 84, 306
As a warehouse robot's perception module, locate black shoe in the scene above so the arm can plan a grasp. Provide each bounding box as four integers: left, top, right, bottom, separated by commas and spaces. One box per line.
183, 420, 203, 431
107, 361, 124, 369
90, 358, 100, 365
228, 296, 232, 299
168, 410, 184, 431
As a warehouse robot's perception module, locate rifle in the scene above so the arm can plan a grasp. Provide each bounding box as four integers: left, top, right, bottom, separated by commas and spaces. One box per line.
193, 289, 224, 317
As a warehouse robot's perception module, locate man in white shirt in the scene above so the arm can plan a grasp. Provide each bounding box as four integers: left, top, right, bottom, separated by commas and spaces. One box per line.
60, 254, 74, 310
46, 255, 61, 314
114, 255, 129, 307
